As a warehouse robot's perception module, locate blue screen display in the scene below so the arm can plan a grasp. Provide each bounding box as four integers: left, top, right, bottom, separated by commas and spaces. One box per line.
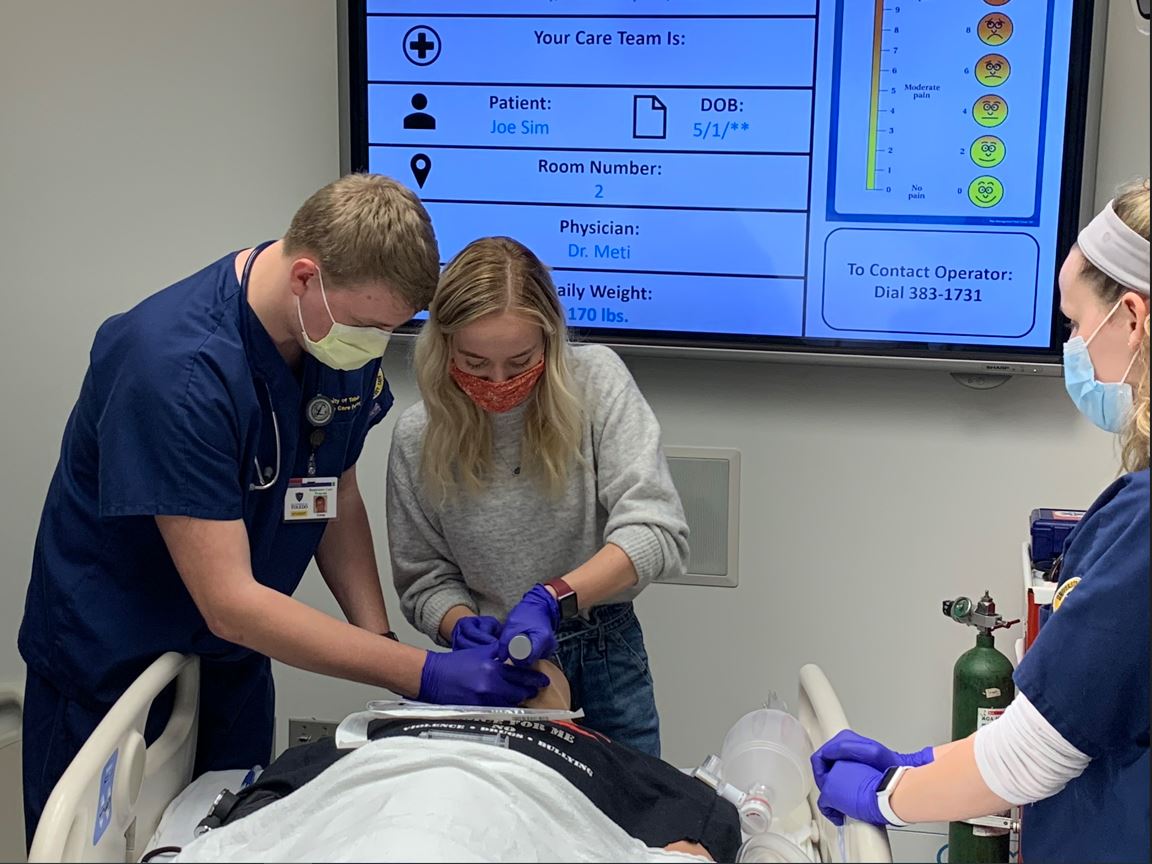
353, 1, 1089, 361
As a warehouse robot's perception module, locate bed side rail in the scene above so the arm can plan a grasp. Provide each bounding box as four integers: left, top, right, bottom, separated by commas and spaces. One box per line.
29, 653, 199, 863
798, 663, 893, 864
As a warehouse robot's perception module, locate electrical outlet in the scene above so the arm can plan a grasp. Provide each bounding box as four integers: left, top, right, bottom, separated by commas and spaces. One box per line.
288, 718, 340, 747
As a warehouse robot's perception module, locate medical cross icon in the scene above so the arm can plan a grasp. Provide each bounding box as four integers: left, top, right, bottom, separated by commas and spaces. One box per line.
403, 25, 441, 67
409, 32, 434, 58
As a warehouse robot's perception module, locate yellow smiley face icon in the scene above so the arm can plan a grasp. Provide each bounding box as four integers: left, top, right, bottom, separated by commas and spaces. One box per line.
975, 54, 1011, 86
973, 94, 1008, 127
978, 13, 1013, 45
971, 135, 1006, 168
969, 176, 1004, 208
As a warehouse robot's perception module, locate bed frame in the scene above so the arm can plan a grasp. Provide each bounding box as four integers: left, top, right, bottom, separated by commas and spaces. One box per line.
28, 653, 200, 863
28, 655, 890, 863
797, 664, 892, 863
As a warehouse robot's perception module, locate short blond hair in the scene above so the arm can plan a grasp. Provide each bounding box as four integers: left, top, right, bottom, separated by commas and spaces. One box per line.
1079, 178, 1151, 473
284, 173, 439, 310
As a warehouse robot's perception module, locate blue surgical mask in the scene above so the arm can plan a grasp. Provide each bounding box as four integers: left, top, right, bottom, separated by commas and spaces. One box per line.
1063, 298, 1139, 433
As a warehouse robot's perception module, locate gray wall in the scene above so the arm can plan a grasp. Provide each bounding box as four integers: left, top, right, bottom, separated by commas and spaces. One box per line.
1095, 0, 1151, 208
0, 0, 1147, 855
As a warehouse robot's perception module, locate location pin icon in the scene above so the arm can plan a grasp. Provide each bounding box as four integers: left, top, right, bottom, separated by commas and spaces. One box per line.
410, 153, 431, 188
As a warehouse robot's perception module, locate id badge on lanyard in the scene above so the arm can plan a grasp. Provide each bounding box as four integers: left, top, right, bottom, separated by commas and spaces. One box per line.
284, 476, 338, 522
284, 395, 339, 522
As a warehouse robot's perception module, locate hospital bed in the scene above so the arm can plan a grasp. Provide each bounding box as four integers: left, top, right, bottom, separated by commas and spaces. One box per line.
28, 654, 892, 863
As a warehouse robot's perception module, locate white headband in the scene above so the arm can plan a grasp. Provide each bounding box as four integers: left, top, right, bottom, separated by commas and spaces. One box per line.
1077, 200, 1150, 296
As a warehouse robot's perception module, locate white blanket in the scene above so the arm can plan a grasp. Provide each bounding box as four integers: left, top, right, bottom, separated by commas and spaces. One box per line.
174, 738, 709, 863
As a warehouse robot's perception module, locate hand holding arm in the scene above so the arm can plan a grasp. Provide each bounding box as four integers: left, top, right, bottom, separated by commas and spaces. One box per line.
497, 585, 560, 664
449, 614, 503, 650
811, 730, 934, 788
496, 543, 640, 665
418, 645, 548, 706
158, 515, 424, 696
811, 730, 936, 826
811, 730, 1010, 827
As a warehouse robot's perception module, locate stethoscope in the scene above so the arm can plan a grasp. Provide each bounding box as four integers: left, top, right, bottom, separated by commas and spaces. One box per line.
250, 386, 281, 491
239, 243, 282, 492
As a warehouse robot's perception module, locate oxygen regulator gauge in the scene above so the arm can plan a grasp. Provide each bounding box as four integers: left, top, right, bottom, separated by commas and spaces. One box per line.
942, 591, 1019, 634
943, 596, 973, 622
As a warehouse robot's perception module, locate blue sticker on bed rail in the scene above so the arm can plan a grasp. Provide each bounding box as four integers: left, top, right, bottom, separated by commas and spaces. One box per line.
93, 749, 117, 844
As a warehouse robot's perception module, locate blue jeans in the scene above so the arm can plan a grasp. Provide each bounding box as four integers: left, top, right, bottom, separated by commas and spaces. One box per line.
554, 602, 661, 757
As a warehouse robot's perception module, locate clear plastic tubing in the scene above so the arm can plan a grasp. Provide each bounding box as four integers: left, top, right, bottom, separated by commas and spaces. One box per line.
694, 754, 775, 836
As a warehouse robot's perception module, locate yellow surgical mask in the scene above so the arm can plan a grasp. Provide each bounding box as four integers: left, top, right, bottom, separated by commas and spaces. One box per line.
296, 268, 391, 371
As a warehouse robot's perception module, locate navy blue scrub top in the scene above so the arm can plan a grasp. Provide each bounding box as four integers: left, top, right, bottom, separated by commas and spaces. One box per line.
19, 246, 394, 706
1014, 469, 1150, 864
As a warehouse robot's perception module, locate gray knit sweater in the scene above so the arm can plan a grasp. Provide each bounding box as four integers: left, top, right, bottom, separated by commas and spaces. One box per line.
387, 344, 689, 643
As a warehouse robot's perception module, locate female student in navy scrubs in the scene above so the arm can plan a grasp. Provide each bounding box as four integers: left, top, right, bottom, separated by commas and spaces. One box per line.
18, 175, 548, 845
811, 181, 1151, 864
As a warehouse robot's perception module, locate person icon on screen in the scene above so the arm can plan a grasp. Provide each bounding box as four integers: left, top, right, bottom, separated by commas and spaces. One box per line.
403, 94, 436, 130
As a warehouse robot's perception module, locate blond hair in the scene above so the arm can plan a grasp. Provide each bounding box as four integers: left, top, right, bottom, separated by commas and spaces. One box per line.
283, 173, 439, 310
414, 237, 584, 501
1079, 178, 1151, 473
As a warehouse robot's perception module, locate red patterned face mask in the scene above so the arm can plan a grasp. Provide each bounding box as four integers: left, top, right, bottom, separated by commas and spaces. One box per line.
450, 359, 545, 413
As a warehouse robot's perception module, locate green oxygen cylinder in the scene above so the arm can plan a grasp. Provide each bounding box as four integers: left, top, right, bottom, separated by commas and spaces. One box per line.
941, 592, 1019, 864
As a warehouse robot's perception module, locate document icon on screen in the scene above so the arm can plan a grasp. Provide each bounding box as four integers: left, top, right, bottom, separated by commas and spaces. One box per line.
632, 95, 668, 139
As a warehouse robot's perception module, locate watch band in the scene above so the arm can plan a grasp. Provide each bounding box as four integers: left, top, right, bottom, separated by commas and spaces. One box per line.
876, 765, 911, 827
543, 577, 579, 620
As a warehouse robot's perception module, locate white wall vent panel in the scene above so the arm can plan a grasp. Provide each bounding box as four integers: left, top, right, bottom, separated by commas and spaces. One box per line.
661, 446, 740, 587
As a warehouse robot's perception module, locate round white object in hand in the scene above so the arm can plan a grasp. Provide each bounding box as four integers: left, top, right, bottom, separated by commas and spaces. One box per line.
507, 633, 534, 662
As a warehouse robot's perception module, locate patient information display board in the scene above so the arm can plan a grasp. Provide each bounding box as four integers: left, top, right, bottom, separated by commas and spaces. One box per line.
360, 1, 1079, 350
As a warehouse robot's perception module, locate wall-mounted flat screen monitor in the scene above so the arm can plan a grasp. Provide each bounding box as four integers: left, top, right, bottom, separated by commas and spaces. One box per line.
347, 1, 1101, 374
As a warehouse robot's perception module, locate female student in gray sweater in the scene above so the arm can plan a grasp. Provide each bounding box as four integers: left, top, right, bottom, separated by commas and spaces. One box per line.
387, 236, 688, 755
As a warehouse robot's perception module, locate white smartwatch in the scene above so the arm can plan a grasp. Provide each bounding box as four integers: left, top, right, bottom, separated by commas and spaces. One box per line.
875, 765, 911, 827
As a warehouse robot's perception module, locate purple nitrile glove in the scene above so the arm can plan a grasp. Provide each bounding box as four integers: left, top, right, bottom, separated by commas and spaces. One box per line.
811, 729, 934, 790
450, 615, 502, 650
497, 584, 560, 666
418, 645, 549, 707
815, 760, 888, 827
